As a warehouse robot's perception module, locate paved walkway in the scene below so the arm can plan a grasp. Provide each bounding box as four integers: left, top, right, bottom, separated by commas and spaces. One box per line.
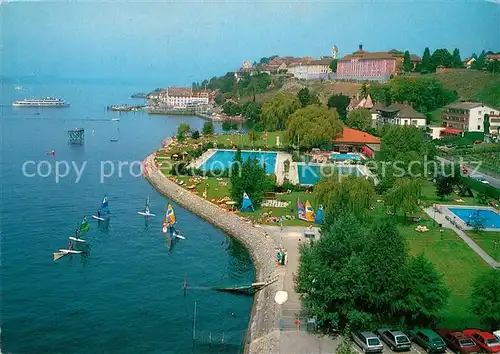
262, 226, 340, 354
424, 207, 499, 269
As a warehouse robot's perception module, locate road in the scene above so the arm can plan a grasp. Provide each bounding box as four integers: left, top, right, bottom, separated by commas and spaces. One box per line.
437, 156, 500, 189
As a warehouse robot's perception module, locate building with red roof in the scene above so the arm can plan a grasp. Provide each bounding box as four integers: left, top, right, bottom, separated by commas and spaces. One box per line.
332, 127, 381, 158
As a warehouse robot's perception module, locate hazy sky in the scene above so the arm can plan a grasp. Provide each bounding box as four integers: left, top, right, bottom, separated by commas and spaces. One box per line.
2, 0, 499, 85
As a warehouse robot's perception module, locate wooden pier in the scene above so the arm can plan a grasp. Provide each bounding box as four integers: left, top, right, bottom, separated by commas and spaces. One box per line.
68, 128, 84, 144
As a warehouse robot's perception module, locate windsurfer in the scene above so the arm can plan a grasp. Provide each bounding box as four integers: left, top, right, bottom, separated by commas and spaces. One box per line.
75, 229, 80, 237
97, 209, 101, 218
68, 240, 73, 250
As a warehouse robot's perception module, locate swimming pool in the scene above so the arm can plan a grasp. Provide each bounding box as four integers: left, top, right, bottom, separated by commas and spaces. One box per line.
297, 164, 362, 185
199, 150, 277, 174
330, 153, 361, 161
448, 207, 500, 229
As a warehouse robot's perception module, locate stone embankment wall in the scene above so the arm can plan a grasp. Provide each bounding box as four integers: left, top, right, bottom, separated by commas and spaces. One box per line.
143, 153, 281, 354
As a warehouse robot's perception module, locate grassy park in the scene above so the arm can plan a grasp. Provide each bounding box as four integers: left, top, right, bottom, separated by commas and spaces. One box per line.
466, 231, 500, 262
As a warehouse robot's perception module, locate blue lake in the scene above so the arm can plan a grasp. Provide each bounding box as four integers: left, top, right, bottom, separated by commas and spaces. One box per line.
1, 82, 254, 353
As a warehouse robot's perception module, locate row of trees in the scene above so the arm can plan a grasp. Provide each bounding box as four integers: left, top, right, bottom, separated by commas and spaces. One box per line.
369, 76, 457, 113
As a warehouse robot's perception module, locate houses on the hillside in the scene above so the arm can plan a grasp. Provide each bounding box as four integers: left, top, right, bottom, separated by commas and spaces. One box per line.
441, 102, 500, 134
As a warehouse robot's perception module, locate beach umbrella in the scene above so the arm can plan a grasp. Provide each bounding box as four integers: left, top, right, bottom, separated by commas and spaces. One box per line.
274, 290, 288, 305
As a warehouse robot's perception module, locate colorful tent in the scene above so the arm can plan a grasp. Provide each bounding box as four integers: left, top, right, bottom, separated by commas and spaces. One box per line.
240, 192, 255, 212
297, 198, 306, 221
305, 201, 315, 222
314, 205, 324, 224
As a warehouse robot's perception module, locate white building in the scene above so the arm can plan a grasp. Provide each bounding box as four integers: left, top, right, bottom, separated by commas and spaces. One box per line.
161, 87, 210, 108
373, 103, 427, 128
442, 102, 500, 133
287, 59, 332, 80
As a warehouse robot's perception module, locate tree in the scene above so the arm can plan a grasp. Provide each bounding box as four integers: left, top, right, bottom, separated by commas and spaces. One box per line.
222, 101, 241, 116
202, 121, 214, 136
419, 47, 431, 73
297, 87, 319, 108
430, 48, 452, 71
261, 92, 300, 131
451, 48, 463, 68
472, 50, 486, 70
370, 84, 392, 106
403, 254, 450, 326
327, 94, 350, 121
286, 105, 344, 149
221, 120, 232, 132
295, 213, 371, 331
487, 60, 500, 74
248, 129, 261, 145
315, 175, 375, 222
191, 130, 200, 140
214, 93, 225, 105
471, 270, 500, 331
360, 84, 369, 99
380, 125, 437, 186
329, 59, 338, 73
435, 175, 453, 200
361, 218, 409, 319
241, 101, 261, 122
177, 123, 191, 141
229, 152, 273, 208
403, 50, 412, 72
347, 108, 372, 131
385, 178, 422, 216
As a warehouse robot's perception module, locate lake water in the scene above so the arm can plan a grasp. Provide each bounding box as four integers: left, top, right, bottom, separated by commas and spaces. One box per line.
1, 81, 254, 353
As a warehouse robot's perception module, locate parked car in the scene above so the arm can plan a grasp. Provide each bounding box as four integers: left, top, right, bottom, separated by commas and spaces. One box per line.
376, 328, 412, 351
494, 331, 500, 341
352, 331, 384, 353
463, 329, 500, 353
408, 329, 447, 353
436, 329, 481, 353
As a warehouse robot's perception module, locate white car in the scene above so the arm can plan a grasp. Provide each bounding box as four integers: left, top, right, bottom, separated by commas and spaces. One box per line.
494, 330, 500, 341
471, 175, 490, 184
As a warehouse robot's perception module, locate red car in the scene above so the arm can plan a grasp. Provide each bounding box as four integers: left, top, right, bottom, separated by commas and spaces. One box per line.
436, 329, 481, 353
463, 329, 500, 353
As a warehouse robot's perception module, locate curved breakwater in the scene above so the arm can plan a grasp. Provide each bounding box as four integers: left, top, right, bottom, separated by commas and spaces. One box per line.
143, 152, 282, 353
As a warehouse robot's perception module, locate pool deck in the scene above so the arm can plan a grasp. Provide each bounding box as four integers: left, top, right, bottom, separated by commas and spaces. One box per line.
425, 205, 500, 269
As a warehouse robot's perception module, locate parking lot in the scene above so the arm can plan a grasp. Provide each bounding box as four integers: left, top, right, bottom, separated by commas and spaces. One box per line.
350, 341, 455, 354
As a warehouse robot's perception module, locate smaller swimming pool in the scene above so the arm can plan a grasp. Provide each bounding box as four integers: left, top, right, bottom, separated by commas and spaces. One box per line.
199, 150, 277, 174
297, 164, 362, 185
330, 153, 361, 161
448, 208, 500, 229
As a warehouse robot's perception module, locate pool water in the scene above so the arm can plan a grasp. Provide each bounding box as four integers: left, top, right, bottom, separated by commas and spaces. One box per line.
448, 208, 500, 229
199, 150, 277, 174
297, 164, 362, 185
330, 153, 361, 161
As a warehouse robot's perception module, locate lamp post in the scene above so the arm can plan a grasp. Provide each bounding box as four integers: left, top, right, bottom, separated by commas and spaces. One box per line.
440, 228, 444, 240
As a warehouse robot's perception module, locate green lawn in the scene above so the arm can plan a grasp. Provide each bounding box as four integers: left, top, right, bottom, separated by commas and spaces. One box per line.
465, 231, 500, 262
213, 131, 286, 149
420, 180, 480, 206
371, 203, 489, 329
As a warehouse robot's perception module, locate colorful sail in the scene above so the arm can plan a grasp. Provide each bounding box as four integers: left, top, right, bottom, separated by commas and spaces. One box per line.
305, 200, 315, 222
166, 204, 176, 225
101, 195, 110, 214
80, 216, 89, 231
240, 192, 255, 212
314, 205, 324, 224
297, 198, 306, 221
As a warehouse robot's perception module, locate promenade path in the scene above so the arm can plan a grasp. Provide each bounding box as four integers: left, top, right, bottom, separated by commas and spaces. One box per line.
423, 207, 499, 269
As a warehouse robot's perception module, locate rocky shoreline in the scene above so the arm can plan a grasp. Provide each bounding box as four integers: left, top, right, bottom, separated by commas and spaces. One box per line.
143, 152, 281, 354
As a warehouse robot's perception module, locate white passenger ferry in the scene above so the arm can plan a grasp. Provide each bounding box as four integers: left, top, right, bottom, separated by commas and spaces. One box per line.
12, 97, 70, 108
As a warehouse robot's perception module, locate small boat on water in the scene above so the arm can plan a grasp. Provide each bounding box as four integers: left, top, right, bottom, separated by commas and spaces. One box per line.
138, 196, 155, 217
53, 216, 90, 261
111, 118, 120, 121
162, 204, 185, 240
